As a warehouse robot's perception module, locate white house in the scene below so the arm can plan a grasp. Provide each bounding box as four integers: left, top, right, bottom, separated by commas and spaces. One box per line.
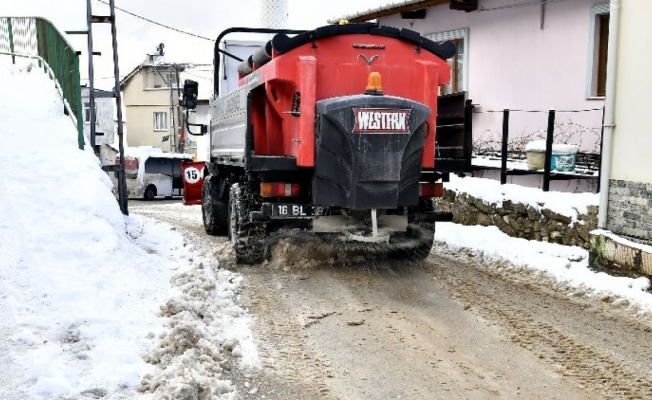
81, 86, 116, 165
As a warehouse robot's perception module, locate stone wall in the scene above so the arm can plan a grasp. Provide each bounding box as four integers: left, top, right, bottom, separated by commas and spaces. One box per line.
607, 180, 652, 243
435, 189, 598, 249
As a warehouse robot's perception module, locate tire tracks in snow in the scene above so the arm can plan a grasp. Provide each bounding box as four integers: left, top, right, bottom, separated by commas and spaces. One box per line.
427, 245, 652, 400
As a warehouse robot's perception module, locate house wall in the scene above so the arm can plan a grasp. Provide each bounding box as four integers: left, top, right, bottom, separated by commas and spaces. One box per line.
380, 0, 606, 154
81, 87, 115, 147
606, 0, 652, 242
122, 71, 179, 152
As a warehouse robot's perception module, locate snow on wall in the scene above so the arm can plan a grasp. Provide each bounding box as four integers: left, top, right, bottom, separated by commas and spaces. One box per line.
445, 174, 599, 220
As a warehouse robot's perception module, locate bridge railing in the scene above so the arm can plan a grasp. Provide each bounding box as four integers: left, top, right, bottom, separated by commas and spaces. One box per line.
0, 17, 84, 149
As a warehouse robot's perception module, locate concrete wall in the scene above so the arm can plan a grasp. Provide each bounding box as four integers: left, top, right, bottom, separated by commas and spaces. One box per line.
380, 0, 606, 153
606, 0, 652, 242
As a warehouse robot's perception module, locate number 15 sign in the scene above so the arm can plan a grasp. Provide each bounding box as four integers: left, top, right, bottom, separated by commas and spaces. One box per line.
182, 161, 205, 205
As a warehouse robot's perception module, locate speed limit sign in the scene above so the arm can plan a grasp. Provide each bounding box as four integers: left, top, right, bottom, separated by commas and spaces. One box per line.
184, 167, 201, 184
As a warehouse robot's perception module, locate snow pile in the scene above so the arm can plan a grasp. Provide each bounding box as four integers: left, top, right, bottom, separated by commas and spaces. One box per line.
0, 63, 257, 399
444, 173, 599, 223
139, 245, 259, 399
438, 174, 651, 315
435, 223, 652, 314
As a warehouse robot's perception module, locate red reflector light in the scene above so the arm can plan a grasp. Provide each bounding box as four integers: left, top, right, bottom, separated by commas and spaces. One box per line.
419, 182, 444, 197
260, 182, 300, 198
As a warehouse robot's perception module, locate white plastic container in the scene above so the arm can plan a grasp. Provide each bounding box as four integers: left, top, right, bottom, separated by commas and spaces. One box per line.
525, 140, 578, 171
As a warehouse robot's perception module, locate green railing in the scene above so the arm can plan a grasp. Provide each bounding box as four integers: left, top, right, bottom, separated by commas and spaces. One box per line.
0, 17, 84, 149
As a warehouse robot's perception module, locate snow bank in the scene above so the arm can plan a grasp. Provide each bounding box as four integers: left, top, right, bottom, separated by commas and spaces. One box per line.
445, 174, 599, 222
0, 63, 257, 399
435, 223, 652, 314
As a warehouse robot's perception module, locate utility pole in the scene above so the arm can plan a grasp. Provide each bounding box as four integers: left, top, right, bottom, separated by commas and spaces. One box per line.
174, 66, 183, 153
168, 65, 177, 153
86, 0, 129, 215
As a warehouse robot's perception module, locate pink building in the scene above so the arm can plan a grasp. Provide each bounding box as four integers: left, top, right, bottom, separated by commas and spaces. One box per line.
335, 0, 610, 192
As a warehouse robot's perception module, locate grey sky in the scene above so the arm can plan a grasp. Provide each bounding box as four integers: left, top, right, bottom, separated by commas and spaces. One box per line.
3, 0, 384, 88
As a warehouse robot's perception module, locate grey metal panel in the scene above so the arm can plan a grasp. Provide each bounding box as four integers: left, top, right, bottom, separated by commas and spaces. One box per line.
209, 85, 248, 159
212, 123, 246, 153
221, 40, 265, 95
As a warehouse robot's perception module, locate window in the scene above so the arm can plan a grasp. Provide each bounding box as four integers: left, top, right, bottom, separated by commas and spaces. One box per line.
144, 157, 173, 176
84, 101, 96, 123
425, 28, 468, 96
587, 4, 610, 98
154, 112, 168, 131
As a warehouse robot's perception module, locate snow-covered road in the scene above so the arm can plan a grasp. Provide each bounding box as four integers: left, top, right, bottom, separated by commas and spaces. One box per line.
134, 200, 652, 400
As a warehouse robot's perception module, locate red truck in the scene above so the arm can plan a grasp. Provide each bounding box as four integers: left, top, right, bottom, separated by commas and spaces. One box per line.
182, 23, 458, 264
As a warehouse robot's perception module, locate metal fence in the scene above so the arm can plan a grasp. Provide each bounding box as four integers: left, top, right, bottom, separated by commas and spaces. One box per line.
0, 17, 84, 149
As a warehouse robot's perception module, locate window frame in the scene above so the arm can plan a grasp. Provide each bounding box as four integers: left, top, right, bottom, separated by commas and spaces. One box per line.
83, 101, 96, 124
144, 157, 173, 176
424, 28, 469, 95
586, 4, 610, 100
153, 111, 169, 131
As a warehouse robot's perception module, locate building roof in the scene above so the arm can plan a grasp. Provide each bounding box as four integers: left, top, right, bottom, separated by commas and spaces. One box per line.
119, 53, 167, 90
328, 0, 449, 23
119, 60, 213, 100
118, 64, 144, 90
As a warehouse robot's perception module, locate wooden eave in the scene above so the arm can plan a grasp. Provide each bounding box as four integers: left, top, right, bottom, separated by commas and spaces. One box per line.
339, 0, 450, 23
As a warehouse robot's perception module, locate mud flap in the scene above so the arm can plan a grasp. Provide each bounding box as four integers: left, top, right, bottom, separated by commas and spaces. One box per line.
182, 161, 205, 205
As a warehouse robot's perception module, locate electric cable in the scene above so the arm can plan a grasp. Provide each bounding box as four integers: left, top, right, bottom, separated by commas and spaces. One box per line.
95, 0, 213, 41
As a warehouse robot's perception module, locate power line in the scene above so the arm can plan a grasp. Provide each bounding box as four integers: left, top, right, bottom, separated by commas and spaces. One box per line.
95, 0, 213, 42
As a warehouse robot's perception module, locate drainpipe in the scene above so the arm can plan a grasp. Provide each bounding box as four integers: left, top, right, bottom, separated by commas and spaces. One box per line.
598, 0, 621, 229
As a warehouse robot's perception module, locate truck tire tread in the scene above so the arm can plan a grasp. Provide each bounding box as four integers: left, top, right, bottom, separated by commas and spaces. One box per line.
229, 183, 266, 264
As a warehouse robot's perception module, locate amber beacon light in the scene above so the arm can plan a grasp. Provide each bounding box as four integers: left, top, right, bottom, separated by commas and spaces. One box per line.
365, 72, 383, 95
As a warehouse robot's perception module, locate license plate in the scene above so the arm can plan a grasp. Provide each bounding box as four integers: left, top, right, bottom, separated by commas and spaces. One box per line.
270, 204, 312, 219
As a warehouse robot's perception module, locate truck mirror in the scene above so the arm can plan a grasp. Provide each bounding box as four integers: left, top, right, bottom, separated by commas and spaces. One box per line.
182, 79, 198, 109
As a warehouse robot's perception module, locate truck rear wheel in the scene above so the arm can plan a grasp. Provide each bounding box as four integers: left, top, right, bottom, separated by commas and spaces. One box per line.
228, 183, 266, 264
202, 177, 228, 235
